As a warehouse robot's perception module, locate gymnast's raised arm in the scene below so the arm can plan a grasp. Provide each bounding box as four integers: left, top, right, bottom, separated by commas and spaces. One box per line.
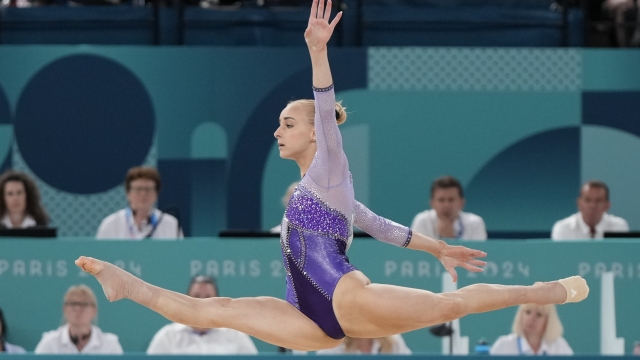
304, 0, 345, 189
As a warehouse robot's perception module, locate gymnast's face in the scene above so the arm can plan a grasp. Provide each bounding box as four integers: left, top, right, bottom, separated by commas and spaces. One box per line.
520, 304, 548, 338
274, 104, 316, 161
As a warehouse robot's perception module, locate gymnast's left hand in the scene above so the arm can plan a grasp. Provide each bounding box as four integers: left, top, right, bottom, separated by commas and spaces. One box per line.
304, 0, 342, 52
437, 244, 487, 283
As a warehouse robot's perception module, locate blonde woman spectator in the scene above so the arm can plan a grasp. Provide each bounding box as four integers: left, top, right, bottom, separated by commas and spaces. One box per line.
490, 304, 572, 355
34, 285, 123, 354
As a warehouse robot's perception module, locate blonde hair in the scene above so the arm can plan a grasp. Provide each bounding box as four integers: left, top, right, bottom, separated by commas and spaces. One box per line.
511, 304, 564, 343
287, 99, 347, 125
342, 335, 396, 354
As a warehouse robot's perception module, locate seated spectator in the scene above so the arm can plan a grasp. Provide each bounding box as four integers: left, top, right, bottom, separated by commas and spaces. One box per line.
317, 334, 411, 355
0, 306, 26, 353
270, 181, 299, 233
490, 304, 573, 355
552, 180, 628, 240
35, 285, 123, 354
96, 166, 182, 240
411, 176, 486, 240
0, 170, 49, 229
147, 275, 258, 355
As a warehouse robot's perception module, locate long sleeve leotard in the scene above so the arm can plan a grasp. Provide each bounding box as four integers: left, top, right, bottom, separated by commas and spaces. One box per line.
279, 84, 412, 339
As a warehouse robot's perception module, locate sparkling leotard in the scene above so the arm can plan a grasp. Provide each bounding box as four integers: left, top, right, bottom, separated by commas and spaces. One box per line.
279, 84, 413, 339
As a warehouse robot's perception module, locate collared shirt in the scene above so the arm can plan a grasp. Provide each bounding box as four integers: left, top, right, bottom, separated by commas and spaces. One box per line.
96, 208, 183, 240
3, 342, 26, 353
146, 323, 258, 355
410, 209, 487, 241
316, 334, 411, 355
1, 214, 36, 228
490, 333, 573, 355
552, 212, 629, 240
34, 324, 123, 354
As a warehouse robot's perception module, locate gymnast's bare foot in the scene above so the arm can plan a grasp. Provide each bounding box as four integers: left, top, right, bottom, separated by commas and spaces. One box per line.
75, 256, 146, 302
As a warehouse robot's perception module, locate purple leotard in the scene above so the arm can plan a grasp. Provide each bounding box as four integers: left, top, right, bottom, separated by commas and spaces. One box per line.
279, 84, 413, 339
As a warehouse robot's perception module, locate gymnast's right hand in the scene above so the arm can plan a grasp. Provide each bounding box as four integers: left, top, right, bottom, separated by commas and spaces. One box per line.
305, 0, 342, 52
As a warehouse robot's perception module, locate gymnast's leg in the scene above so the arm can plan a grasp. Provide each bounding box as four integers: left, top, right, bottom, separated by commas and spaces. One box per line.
75, 256, 341, 351
333, 271, 588, 339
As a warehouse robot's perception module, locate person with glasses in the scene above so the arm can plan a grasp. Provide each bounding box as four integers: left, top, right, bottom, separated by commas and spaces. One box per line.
96, 166, 183, 240
34, 285, 123, 354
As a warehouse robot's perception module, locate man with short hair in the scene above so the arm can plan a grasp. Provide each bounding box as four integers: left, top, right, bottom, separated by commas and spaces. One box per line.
551, 180, 628, 240
96, 166, 182, 240
146, 275, 258, 355
411, 176, 487, 241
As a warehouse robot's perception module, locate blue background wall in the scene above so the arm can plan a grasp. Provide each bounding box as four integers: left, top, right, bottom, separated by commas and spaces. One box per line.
0, 47, 639, 237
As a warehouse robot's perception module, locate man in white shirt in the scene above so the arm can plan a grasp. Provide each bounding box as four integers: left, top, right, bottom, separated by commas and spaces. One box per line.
96, 166, 183, 240
552, 180, 629, 240
146, 276, 258, 355
411, 176, 487, 241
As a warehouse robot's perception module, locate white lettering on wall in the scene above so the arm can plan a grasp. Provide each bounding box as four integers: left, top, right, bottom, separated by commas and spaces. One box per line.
189, 260, 270, 278
384, 260, 533, 279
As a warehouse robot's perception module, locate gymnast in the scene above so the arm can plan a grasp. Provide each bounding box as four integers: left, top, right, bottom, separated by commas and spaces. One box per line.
76, 0, 588, 351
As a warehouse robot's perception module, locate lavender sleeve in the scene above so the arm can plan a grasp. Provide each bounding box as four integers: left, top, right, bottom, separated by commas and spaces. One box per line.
306, 85, 349, 189
354, 200, 412, 248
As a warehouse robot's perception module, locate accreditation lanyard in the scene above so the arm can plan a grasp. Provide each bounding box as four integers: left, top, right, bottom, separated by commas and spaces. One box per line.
125, 207, 158, 239
518, 337, 547, 356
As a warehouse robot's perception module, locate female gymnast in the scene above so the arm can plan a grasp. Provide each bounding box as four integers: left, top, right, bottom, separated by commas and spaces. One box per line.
76, 0, 588, 351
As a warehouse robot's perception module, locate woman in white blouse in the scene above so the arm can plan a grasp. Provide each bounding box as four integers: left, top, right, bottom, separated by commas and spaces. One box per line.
490, 304, 573, 355
0, 171, 49, 228
35, 285, 123, 354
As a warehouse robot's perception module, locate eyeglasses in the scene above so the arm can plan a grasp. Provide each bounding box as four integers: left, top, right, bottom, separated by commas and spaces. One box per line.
64, 301, 95, 309
129, 186, 156, 194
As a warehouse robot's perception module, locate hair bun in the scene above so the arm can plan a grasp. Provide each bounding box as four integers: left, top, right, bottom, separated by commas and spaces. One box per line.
335, 101, 347, 125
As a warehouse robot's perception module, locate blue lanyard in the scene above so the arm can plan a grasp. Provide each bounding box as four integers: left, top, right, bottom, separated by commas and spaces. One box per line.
125, 207, 158, 239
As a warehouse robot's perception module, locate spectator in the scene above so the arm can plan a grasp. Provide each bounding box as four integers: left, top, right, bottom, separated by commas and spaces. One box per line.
146, 275, 258, 355
552, 180, 628, 240
96, 166, 182, 240
490, 304, 573, 355
0, 306, 26, 354
317, 334, 411, 355
411, 176, 486, 240
270, 181, 299, 233
0, 170, 49, 229
34, 285, 123, 354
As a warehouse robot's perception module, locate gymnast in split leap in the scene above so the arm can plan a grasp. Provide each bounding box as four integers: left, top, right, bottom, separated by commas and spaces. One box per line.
76, 0, 588, 351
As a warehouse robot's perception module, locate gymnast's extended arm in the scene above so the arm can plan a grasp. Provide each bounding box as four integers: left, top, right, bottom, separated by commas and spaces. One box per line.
354, 200, 486, 281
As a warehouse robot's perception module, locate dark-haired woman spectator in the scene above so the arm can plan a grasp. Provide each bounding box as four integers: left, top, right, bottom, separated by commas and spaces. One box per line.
0, 306, 27, 353
0, 170, 49, 228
